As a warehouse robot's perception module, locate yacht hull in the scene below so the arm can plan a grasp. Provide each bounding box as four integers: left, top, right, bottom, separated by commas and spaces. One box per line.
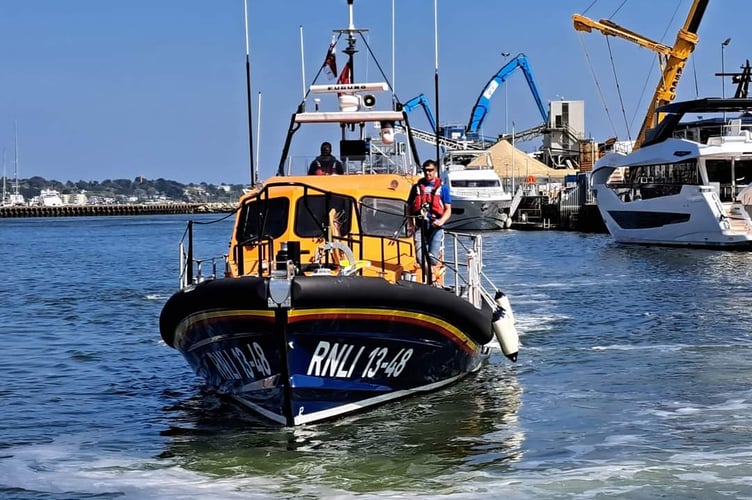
594, 183, 752, 248
445, 198, 512, 231
591, 98, 752, 250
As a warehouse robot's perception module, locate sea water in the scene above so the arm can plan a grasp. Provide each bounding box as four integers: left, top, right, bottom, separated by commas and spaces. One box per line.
2, 215, 752, 499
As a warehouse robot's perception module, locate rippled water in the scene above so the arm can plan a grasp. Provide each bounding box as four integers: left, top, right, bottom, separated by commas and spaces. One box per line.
2, 216, 752, 498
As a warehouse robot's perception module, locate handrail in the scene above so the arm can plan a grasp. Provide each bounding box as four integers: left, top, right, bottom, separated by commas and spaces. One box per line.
178, 221, 229, 289
176, 198, 505, 308
441, 231, 503, 310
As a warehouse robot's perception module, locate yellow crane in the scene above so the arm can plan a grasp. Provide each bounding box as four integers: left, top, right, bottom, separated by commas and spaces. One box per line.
573, 0, 709, 150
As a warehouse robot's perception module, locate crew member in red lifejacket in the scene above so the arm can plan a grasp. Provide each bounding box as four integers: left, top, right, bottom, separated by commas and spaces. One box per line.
308, 142, 344, 175
407, 159, 452, 269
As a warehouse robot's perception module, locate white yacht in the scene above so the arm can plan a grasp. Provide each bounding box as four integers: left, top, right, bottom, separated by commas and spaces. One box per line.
442, 150, 512, 230
591, 98, 752, 248
38, 189, 63, 206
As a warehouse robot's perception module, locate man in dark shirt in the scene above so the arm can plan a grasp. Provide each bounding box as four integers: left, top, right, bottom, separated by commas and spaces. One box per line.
308, 142, 344, 175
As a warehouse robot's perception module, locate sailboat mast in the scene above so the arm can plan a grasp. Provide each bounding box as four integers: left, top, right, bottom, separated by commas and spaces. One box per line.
13, 122, 19, 198
2, 148, 6, 204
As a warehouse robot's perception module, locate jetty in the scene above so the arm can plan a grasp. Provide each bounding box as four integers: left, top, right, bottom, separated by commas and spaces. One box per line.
0, 202, 236, 218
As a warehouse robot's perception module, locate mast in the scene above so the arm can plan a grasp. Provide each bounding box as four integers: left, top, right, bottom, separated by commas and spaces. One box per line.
342, 0, 357, 83
391, 0, 396, 96
511, 123, 515, 194
243, 0, 257, 185
256, 91, 262, 172
433, 0, 440, 169
2, 148, 6, 205
13, 122, 19, 199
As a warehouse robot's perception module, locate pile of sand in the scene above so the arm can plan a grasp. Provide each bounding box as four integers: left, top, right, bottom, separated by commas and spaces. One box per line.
484, 140, 578, 181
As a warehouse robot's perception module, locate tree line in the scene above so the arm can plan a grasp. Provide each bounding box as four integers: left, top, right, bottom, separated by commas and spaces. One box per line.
1, 176, 247, 203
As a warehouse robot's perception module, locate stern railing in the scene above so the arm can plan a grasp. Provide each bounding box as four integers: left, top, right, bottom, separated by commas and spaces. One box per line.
442, 231, 501, 310
178, 220, 229, 289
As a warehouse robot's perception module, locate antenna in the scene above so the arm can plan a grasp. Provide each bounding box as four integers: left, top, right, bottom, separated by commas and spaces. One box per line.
347, 0, 355, 30
256, 91, 262, 173
243, 0, 257, 185
391, 0, 396, 95
433, 0, 440, 169
14, 121, 19, 198
299, 26, 306, 101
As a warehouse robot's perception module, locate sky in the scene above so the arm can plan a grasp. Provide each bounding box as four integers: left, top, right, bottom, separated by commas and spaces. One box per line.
0, 0, 748, 185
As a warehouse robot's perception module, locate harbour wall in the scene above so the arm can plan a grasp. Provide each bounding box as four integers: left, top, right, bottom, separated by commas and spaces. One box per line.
0, 198, 606, 233
0, 203, 236, 218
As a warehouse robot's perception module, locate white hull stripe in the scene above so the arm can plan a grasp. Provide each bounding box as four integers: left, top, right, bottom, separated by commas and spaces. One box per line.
230, 371, 471, 426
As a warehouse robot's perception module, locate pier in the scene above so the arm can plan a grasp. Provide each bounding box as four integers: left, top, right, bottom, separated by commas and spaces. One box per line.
0, 202, 236, 218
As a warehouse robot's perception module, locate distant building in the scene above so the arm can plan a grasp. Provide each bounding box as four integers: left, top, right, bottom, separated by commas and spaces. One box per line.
543, 100, 585, 169
62, 193, 88, 205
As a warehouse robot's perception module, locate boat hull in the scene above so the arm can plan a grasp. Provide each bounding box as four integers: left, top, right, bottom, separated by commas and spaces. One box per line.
593, 182, 752, 249
160, 275, 494, 426
445, 198, 512, 231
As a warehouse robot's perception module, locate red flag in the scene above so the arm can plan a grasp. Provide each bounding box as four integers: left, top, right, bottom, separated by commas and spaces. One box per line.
337, 62, 351, 85
322, 40, 337, 81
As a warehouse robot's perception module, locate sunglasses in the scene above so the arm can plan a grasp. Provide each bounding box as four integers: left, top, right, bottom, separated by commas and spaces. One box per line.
423, 168, 436, 173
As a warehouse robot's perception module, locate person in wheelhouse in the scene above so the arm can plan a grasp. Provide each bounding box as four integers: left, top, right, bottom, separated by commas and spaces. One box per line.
308, 141, 344, 175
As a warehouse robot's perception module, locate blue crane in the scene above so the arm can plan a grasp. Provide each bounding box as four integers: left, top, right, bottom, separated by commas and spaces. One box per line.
466, 53, 548, 137
400, 93, 438, 133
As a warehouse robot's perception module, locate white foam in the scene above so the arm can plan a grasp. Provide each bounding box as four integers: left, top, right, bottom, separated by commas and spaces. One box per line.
0, 440, 359, 499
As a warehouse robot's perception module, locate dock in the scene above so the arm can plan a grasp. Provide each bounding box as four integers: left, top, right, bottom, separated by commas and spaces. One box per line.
0, 202, 235, 218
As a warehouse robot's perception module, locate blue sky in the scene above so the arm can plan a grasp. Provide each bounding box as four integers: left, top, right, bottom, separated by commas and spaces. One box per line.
0, 0, 747, 185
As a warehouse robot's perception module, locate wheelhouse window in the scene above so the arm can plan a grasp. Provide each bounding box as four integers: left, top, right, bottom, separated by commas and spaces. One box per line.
294, 194, 353, 237
236, 197, 290, 242
360, 196, 408, 237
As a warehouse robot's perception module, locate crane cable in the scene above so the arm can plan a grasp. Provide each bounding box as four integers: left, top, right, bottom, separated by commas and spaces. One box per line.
628, 0, 685, 132
604, 0, 633, 140
605, 36, 633, 143
578, 0, 686, 143
576, 32, 619, 139
594, 0, 631, 142
578, 0, 622, 139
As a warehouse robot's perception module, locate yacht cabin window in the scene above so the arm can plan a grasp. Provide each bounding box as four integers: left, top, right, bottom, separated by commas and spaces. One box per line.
450, 179, 501, 188
706, 159, 752, 185
626, 161, 699, 186
706, 158, 752, 201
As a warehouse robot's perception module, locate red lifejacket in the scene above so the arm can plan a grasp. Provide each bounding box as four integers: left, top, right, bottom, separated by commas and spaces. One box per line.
411, 178, 445, 218
308, 156, 343, 175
